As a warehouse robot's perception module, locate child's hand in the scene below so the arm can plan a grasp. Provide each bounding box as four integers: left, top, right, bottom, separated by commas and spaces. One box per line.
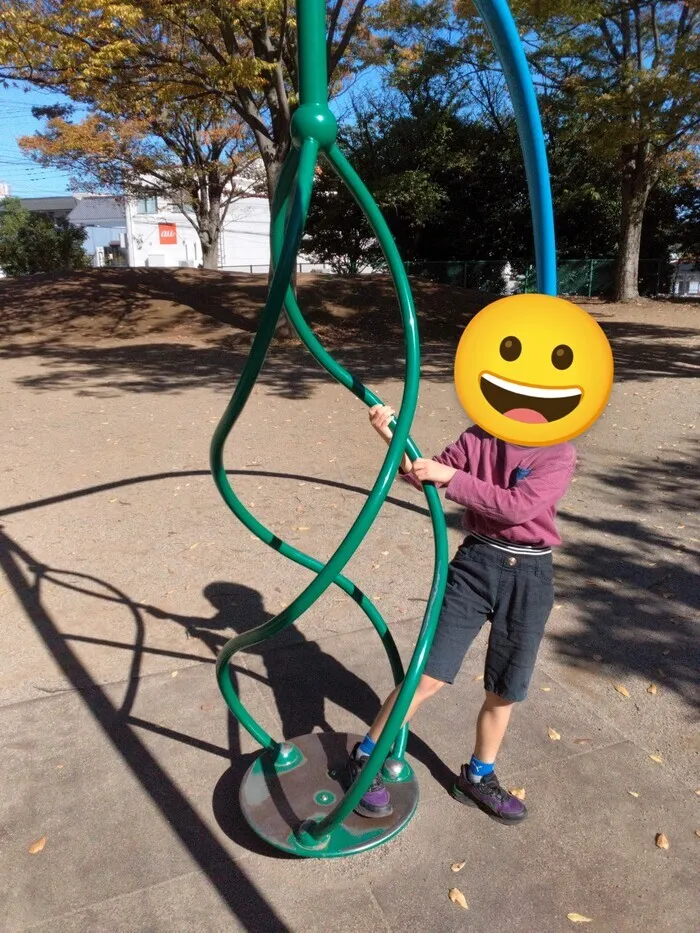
368, 404, 395, 442
411, 458, 456, 486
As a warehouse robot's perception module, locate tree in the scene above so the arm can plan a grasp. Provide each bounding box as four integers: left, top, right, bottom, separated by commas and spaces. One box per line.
0, 0, 372, 204
20, 102, 257, 269
456, 0, 700, 300
0, 197, 90, 275
303, 89, 628, 274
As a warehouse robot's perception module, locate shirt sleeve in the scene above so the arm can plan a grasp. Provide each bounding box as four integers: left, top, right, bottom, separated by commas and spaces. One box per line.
400, 430, 473, 490
444, 449, 576, 524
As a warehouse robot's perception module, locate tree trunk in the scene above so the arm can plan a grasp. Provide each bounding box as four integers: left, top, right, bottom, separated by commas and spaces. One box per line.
614, 145, 653, 301
261, 142, 298, 339
199, 188, 223, 270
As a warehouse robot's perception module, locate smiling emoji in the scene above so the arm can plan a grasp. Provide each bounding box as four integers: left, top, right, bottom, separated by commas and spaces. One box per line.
454, 293, 614, 446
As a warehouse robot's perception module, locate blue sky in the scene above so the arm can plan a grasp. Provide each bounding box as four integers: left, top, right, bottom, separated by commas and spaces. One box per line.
0, 70, 377, 200
0, 84, 80, 197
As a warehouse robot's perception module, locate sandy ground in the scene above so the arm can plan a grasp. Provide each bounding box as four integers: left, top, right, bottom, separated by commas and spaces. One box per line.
0, 270, 698, 932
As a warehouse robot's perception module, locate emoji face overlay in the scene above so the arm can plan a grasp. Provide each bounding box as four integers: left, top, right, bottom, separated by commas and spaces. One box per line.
453, 294, 614, 447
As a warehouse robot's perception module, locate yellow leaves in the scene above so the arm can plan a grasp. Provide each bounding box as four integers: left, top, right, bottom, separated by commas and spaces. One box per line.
28, 837, 47, 854
649, 754, 663, 764
509, 787, 526, 800
655, 832, 669, 850
448, 888, 468, 910
613, 683, 630, 698
450, 861, 465, 872
567, 913, 593, 924
540, 686, 552, 692
547, 727, 561, 741
627, 790, 639, 798
647, 683, 658, 695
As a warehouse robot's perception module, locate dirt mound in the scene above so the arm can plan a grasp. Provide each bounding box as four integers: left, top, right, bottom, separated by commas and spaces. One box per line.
0, 267, 493, 346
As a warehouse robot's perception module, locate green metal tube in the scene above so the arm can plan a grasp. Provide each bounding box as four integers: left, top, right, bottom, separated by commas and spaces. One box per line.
303, 145, 449, 836
212, 139, 320, 749
297, 0, 329, 107
213, 145, 408, 756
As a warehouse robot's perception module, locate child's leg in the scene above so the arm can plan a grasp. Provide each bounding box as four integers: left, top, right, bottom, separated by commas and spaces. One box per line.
347, 541, 492, 818
366, 674, 445, 744
474, 690, 514, 763
453, 552, 554, 823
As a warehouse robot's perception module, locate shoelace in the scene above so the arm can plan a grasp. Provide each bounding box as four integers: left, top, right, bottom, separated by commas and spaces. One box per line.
479, 777, 509, 802
355, 755, 385, 791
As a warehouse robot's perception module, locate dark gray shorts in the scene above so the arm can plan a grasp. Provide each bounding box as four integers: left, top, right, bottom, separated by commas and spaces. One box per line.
423, 537, 555, 702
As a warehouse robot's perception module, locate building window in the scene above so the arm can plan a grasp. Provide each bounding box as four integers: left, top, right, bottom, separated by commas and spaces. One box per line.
136, 195, 158, 214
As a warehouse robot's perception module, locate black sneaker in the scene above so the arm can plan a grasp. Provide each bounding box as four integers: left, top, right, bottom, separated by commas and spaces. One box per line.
345, 744, 393, 818
452, 765, 528, 824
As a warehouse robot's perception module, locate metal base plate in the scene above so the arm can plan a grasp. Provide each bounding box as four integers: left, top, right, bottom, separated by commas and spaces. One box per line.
239, 733, 419, 858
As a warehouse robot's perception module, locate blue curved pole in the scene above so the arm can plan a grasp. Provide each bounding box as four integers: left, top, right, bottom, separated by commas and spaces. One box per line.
473, 0, 557, 296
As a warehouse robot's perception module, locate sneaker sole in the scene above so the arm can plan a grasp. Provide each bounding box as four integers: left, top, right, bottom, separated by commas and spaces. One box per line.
451, 784, 528, 825
353, 802, 394, 819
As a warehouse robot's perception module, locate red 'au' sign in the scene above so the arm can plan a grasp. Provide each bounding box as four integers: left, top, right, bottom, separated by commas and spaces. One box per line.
159, 223, 177, 245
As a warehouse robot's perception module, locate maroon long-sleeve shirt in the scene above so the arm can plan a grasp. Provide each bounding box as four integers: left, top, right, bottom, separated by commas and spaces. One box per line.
403, 426, 576, 548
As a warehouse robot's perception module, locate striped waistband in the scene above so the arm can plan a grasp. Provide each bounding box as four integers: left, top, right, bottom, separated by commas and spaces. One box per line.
469, 530, 552, 556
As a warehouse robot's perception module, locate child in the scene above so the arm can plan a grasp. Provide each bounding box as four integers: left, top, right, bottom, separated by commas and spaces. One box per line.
347, 404, 577, 824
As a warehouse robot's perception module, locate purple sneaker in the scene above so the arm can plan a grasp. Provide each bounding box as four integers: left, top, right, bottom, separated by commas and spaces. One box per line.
345, 744, 393, 819
452, 765, 528, 824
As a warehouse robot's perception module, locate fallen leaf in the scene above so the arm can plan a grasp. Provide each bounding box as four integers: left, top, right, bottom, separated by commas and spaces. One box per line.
200, 703, 215, 711
614, 683, 630, 698
295, 526, 310, 531
171, 671, 178, 678
540, 686, 551, 692
187, 542, 199, 550
448, 888, 468, 910
472, 673, 484, 682
547, 727, 561, 741
55, 764, 64, 770
509, 787, 526, 800
574, 738, 592, 745
28, 837, 46, 854
647, 684, 657, 695
567, 914, 593, 924
694, 829, 700, 838
450, 861, 466, 872
627, 791, 639, 798
695, 789, 700, 796
655, 832, 669, 849
649, 754, 663, 764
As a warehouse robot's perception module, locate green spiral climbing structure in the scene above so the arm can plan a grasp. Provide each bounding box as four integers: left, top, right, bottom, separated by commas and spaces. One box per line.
210, 0, 449, 858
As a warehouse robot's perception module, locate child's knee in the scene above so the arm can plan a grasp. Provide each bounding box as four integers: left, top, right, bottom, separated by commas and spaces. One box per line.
483, 689, 514, 709
416, 674, 445, 699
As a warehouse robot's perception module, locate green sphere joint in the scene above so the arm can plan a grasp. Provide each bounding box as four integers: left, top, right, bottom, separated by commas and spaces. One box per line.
291, 105, 338, 150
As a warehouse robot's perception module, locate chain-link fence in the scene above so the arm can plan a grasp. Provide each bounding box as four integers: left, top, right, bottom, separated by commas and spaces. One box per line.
404, 258, 672, 298
220, 262, 332, 275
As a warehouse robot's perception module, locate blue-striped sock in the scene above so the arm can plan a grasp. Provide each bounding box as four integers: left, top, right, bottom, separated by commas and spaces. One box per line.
467, 754, 494, 783
356, 734, 376, 758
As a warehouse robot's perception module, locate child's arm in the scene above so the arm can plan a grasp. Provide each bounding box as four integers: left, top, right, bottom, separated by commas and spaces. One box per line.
368, 405, 468, 488
444, 451, 576, 524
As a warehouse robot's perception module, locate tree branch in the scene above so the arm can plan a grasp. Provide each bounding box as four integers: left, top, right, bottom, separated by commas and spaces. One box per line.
329, 0, 368, 78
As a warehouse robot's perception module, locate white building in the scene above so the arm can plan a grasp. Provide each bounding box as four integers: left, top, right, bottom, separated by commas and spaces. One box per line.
10, 190, 324, 272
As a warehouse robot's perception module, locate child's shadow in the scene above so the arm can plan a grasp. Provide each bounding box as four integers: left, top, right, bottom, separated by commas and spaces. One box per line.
155, 580, 382, 742
150, 580, 455, 805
